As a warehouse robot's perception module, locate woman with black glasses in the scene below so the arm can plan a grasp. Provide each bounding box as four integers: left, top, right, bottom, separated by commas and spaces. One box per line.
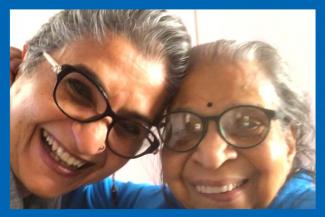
10, 10, 191, 209
62, 39, 315, 209
158, 39, 315, 208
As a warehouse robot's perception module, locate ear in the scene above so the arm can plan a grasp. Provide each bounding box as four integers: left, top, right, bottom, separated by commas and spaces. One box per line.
284, 125, 297, 164
10, 44, 27, 86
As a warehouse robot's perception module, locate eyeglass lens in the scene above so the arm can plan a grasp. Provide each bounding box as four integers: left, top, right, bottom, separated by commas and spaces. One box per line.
108, 120, 156, 158
55, 71, 107, 120
159, 106, 271, 151
54, 70, 156, 158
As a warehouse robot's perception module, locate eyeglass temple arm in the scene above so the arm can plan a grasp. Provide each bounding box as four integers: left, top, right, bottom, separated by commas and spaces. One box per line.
42, 51, 62, 74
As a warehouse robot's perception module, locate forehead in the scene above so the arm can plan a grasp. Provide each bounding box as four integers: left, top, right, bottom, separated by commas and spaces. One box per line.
55, 36, 167, 85
172, 59, 280, 113
51, 36, 168, 119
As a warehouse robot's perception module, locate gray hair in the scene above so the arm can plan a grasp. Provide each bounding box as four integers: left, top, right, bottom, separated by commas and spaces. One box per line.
189, 39, 315, 173
21, 10, 191, 99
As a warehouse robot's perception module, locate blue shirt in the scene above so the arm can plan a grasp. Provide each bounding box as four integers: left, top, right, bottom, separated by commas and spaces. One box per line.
62, 179, 180, 208
62, 170, 315, 209
269, 170, 315, 208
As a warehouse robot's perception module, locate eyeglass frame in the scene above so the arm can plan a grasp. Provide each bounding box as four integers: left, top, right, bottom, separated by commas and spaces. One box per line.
42, 51, 160, 159
158, 105, 281, 152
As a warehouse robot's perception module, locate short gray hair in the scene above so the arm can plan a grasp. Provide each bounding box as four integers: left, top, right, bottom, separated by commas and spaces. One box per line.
189, 39, 315, 173
21, 10, 191, 98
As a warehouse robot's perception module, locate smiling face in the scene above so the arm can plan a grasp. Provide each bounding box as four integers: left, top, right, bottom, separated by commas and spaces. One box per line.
162, 58, 296, 208
10, 35, 168, 197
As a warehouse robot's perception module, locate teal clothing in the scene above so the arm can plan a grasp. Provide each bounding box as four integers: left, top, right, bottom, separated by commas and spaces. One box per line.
62, 170, 315, 209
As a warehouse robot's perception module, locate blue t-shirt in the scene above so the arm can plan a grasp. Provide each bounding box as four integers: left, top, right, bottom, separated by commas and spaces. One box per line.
269, 170, 315, 208
62, 179, 180, 208
62, 170, 315, 209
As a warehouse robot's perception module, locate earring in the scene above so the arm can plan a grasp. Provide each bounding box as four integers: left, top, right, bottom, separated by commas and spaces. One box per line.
111, 173, 118, 206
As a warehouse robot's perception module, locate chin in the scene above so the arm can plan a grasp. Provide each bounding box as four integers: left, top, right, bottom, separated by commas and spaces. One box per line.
30, 187, 62, 198
24, 179, 66, 198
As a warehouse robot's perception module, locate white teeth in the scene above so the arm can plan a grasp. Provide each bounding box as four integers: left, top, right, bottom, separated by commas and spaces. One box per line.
52, 142, 58, 151
42, 130, 86, 169
195, 183, 241, 194
57, 146, 63, 156
67, 157, 74, 166
61, 152, 69, 162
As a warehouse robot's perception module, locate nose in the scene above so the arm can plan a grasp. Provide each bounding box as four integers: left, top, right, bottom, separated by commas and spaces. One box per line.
72, 120, 108, 155
191, 122, 238, 169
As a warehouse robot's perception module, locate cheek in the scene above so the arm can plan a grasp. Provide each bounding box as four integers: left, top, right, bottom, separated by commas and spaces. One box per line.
257, 131, 292, 172
161, 150, 185, 180
11, 75, 55, 121
161, 150, 193, 206
11, 89, 37, 148
245, 130, 293, 207
10, 79, 62, 162
11, 93, 56, 130
161, 149, 190, 181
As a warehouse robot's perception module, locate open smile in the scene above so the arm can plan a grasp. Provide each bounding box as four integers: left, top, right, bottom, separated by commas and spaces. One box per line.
191, 179, 249, 203
195, 180, 247, 194
40, 128, 91, 172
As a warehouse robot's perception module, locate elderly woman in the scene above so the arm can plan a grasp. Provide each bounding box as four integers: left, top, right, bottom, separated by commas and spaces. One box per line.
10, 10, 191, 208
62, 39, 315, 209
158, 39, 315, 208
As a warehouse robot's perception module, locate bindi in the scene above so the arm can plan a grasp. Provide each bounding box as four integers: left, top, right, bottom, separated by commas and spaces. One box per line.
206, 102, 213, 107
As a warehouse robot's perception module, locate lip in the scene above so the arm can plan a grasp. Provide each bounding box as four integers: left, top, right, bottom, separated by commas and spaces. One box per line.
38, 128, 92, 177
190, 178, 249, 203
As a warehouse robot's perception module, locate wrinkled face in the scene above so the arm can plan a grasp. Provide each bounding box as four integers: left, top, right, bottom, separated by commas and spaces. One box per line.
162, 58, 296, 208
10, 36, 168, 197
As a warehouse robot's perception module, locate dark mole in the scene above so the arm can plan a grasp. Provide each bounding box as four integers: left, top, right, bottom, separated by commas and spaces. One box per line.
207, 102, 213, 107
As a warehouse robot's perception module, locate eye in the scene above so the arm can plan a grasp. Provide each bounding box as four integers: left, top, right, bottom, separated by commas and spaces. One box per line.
237, 115, 262, 129
184, 114, 203, 133
229, 114, 267, 138
65, 78, 94, 107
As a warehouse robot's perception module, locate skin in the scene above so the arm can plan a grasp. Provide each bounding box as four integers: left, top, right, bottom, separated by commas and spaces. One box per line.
162, 58, 296, 208
10, 35, 168, 198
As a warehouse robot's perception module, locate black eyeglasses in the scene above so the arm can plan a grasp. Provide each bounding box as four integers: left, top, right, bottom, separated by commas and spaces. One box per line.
43, 51, 159, 159
157, 105, 280, 152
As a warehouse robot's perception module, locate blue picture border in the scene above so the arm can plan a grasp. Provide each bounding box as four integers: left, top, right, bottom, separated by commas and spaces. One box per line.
2, 0, 323, 217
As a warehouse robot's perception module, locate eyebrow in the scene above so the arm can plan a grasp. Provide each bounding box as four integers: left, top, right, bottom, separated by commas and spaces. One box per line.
69, 64, 153, 125
73, 64, 107, 93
